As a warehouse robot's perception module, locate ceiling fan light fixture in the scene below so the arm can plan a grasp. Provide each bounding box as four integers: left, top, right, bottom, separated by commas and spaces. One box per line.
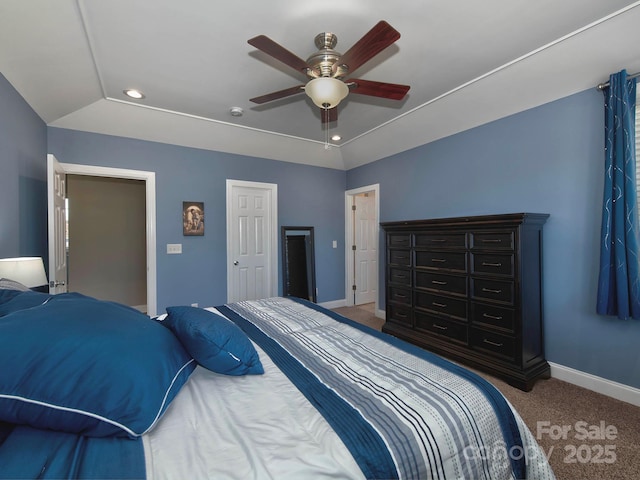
304, 77, 348, 109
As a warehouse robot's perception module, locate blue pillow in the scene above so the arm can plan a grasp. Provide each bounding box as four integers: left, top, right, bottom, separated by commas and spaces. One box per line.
0, 288, 23, 305
0, 290, 51, 317
164, 306, 264, 376
0, 293, 196, 437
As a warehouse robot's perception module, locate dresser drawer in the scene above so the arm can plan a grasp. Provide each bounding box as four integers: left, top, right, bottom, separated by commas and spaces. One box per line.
415, 312, 468, 344
471, 231, 514, 250
415, 271, 467, 296
389, 286, 411, 305
470, 327, 516, 362
471, 278, 514, 305
415, 251, 467, 272
388, 267, 411, 286
388, 233, 411, 248
389, 249, 411, 266
472, 253, 514, 277
415, 292, 468, 321
471, 302, 515, 332
388, 304, 413, 327
415, 232, 466, 249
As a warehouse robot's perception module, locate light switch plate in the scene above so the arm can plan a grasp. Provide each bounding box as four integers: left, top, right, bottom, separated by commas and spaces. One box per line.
167, 243, 182, 254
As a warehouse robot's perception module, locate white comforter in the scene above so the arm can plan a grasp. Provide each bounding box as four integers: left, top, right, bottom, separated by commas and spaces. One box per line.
143, 300, 554, 480
143, 330, 364, 479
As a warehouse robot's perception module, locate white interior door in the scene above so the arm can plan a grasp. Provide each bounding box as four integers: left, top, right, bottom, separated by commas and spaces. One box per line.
354, 192, 377, 305
47, 154, 68, 294
227, 180, 278, 302
345, 184, 379, 308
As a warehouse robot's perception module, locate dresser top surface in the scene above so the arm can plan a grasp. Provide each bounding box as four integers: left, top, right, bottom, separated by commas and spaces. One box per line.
380, 212, 549, 230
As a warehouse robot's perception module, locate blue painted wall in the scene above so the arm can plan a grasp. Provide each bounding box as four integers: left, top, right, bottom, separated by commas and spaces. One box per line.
347, 88, 640, 389
3, 68, 639, 390
0, 73, 47, 261
47, 128, 346, 312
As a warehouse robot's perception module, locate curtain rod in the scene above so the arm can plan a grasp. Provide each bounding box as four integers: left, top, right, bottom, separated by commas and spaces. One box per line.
596, 71, 640, 90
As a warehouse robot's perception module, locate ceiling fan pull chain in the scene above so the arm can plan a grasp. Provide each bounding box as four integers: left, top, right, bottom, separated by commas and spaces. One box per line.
325, 121, 330, 150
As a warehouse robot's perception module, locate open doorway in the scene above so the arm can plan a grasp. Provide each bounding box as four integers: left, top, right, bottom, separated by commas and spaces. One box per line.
47, 156, 157, 315
66, 175, 146, 310
345, 184, 380, 315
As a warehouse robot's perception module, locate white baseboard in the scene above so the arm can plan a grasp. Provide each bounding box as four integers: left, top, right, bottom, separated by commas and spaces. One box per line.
549, 362, 640, 407
318, 299, 347, 309
314, 305, 639, 407
319, 299, 387, 319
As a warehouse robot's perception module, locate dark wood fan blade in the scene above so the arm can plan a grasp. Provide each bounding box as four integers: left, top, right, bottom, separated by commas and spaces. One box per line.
248, 35, 309, 73
321, 107, 338, 124
347, 78, 410, 100
335, 21, 400, 75
250, 85, 305, 104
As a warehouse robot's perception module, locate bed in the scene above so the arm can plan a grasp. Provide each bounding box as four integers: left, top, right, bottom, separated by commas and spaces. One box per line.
0, 282, 555, 479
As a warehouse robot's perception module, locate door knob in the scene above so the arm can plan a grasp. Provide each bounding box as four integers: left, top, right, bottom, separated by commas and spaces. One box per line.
49, 280, 66, 287
233, 260, 239, 266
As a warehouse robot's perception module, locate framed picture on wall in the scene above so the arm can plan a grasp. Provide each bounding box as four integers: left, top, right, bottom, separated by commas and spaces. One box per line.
183, 202, 204, 236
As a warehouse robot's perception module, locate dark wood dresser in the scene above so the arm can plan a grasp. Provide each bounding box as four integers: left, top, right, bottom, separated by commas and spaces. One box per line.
381, 213, 549, 391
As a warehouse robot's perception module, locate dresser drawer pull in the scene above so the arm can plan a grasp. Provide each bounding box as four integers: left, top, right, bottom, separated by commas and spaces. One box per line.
483, 338, 504, 347
395, 293, 408, 299
481, 262, 502, 267
431, 258, 447, 263
432, 302, 447, 308
393, 274, 407, 279
433, 324, 448, 330
482, 287, 502, 294
396, 255, 408, 260
483, 313, 503, 320
480, 239, 502, 243
430, 239, 446, 243
396, 312, 408, 318
431, 280, 447, 285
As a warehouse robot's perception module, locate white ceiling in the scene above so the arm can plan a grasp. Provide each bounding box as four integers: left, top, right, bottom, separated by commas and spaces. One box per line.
2, 0, 640, 170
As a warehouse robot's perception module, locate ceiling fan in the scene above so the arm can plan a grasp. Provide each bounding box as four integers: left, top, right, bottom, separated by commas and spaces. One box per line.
247, 20, 410, 124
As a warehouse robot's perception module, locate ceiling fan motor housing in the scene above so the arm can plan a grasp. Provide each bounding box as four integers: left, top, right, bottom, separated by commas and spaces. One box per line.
305, 33, 348, 79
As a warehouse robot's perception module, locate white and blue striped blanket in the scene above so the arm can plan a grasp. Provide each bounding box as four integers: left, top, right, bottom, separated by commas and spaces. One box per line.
218, 297, 555, 480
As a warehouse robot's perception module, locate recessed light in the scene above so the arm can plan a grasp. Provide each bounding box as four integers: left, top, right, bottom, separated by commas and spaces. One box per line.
331, 134, 342, 141
229, 107, 244, 117
123, 89, 145, 99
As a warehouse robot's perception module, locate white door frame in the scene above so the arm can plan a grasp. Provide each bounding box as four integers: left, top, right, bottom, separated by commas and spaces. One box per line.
345, 183, 380, 310
53, 160, 157, 316
226, 179, 278, 302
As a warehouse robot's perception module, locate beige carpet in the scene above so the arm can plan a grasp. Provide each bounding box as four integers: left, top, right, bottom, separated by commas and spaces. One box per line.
333, 305, 640, 480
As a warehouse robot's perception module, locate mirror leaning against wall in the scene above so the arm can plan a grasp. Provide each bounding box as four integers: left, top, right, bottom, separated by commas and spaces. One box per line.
281, 226, 316, 303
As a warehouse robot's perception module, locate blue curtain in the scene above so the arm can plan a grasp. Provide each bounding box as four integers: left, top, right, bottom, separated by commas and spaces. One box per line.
597, 69, 640, 319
